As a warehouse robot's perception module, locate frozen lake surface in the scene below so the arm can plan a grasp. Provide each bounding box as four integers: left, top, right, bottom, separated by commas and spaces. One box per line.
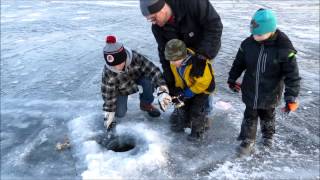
1, 0, 319, 179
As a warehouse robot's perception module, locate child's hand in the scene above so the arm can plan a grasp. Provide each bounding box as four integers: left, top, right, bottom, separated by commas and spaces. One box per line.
228, 82, 241, 93
158, 93, 172, 112
157, 85, 172, 112
103, 112, 115, 130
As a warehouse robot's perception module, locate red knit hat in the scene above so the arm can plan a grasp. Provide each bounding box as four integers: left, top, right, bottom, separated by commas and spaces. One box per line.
103, 35, 127, 66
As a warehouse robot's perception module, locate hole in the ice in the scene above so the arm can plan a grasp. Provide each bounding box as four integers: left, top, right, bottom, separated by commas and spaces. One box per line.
106, 134, 136, 152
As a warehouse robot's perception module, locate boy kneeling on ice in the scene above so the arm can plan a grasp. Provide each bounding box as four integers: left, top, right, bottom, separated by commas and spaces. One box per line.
227, 9, 300, 155
101, 35, 171, 133
164, 39, 215, 141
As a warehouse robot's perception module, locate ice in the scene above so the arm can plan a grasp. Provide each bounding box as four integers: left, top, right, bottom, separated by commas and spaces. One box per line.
68, 115, 170, 179
1, 0, 319, 179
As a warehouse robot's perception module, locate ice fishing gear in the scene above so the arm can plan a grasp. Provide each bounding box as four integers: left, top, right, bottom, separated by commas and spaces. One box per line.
171, 95, 185, 108
158, 93, 185, 112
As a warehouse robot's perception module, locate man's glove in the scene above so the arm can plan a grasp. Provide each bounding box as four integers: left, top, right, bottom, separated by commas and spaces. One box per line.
103, 112, 115, 131
157, 85, 172, 112
282, 101, 299, 113
228, 81, 241, 93
190, 55, 207, 78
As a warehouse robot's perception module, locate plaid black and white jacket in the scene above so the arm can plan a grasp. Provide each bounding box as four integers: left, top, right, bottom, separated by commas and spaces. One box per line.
101, 48, 166, 112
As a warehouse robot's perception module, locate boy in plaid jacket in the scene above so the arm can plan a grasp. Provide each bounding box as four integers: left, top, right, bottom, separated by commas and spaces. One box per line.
101, 35, 171, 132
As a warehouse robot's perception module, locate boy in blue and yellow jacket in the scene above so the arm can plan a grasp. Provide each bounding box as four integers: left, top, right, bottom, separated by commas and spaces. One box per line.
164, 39, 215, 141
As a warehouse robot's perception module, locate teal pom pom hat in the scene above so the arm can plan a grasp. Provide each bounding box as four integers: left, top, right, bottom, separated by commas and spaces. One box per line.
250, 8, 277, 35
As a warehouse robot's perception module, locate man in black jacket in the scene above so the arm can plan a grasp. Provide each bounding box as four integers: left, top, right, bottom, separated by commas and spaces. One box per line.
139, 0, 223, 123
228, 9, 300, 155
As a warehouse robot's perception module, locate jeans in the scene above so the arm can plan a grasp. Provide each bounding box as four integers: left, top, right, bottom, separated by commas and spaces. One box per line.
115, 77, 155, 117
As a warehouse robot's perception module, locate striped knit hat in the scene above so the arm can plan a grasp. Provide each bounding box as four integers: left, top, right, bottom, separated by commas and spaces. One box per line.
103, 35, 127, 66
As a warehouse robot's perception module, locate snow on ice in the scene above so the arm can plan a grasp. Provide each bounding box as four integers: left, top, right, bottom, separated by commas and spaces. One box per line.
1, 0, 319, 179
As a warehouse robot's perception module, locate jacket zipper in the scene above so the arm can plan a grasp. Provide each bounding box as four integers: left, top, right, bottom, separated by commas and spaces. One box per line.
253, 44, 264, 109
262, 53, 267, 73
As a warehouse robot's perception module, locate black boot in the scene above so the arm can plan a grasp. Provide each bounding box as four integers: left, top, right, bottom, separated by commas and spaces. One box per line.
262, 138, 273, 148
237, 139, 255, 155
187, 130, 205, 142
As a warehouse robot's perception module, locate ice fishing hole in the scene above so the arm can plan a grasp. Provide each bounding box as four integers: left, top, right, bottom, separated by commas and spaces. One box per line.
107, 134, 136, 152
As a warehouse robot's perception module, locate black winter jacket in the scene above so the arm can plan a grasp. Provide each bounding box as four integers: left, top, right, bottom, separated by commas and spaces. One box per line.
152, 0, 223, 93
228, 30, 301, 109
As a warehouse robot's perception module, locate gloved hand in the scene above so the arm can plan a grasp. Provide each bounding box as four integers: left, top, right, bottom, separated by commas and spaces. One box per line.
190, 55, 207, 78
282, 101, 299, 113
228, 81, 241, 93
157, 85, 172, 112
103, 112, 115, 131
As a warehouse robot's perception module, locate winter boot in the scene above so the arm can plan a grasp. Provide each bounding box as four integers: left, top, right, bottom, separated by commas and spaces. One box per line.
170, 108, 187, 132
140, 102, 161, 117
237, 134, 245, 141
237, 139, 255, 155
187, 130, 205, 142
262, 138, 273, 148
204, 116, 212, 130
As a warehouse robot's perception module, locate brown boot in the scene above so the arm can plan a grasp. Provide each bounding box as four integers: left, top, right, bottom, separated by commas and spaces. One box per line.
140, 102, 161, 117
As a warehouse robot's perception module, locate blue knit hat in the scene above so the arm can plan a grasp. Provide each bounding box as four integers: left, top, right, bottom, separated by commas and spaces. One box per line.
250, 9, 277, 35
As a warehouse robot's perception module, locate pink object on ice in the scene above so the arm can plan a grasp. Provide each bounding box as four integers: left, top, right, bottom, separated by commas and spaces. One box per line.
214, 101, 233, 110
